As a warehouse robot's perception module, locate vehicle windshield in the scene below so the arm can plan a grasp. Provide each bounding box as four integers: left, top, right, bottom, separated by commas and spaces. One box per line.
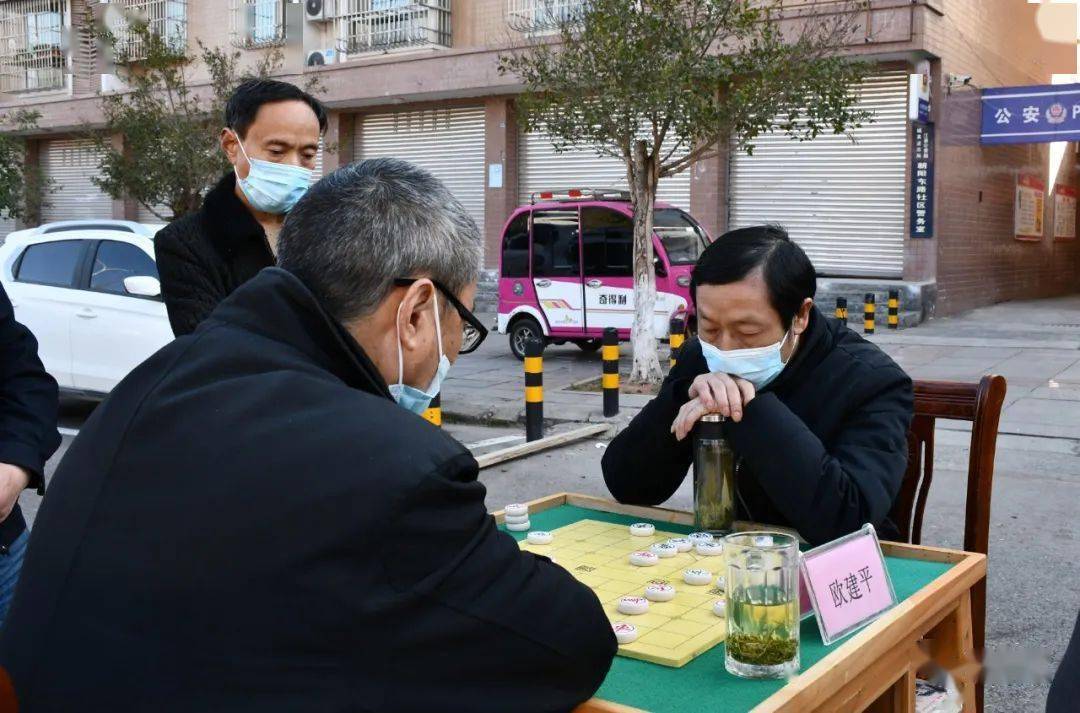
654, 209, 709, 265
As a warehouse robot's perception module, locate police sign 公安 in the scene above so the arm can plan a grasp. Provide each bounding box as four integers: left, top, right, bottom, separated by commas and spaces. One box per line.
981, 83, 1080, 144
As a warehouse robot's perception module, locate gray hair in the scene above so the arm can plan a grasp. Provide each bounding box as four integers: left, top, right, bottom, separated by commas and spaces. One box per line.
277, 158, 482, 322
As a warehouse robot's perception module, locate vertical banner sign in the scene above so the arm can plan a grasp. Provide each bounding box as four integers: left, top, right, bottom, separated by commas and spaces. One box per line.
1053, 184, 1077, 241
910, 123, 934, 239
1015, 175, 1046, 241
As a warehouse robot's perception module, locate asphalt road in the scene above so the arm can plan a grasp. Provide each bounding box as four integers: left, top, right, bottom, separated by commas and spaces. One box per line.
30, 399, 1077, 712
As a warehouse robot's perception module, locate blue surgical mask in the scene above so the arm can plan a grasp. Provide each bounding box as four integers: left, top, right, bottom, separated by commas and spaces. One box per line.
231, 130, 312, 215
700, 329, 797, 390
389, 292, 452, 415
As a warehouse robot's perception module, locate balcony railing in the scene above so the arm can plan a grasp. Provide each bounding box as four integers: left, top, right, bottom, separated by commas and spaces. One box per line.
338, 0, 450, 56
229, 0, 286, 50
110, 0, 188, 63
506, 0, 587, 33
0, 0, 66, 93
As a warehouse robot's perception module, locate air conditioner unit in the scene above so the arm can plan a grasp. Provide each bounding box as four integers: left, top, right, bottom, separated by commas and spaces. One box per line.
306, 47, 341, 66
305, 0, 336, 21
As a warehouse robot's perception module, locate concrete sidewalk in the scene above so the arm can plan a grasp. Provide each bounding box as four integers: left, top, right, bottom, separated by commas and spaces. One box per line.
443, 295, 1080, 439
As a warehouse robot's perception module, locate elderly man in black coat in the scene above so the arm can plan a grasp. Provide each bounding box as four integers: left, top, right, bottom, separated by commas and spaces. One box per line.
0, 283, 60, 625
603, 226, 913, 546
155, 79, 326, 337
0, 159, 616, 712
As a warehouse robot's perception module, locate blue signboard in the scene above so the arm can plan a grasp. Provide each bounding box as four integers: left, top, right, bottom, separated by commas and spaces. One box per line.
981, 83, 1080, 144
910, 122, 934, 239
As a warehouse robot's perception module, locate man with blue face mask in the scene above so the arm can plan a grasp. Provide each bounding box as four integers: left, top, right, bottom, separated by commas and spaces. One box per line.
603, 225, 913, 545
0, 159, 617, 712
155, 79, 326, 336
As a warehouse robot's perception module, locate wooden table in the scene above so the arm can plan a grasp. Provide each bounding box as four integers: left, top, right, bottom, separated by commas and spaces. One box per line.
496, 493, 985, 713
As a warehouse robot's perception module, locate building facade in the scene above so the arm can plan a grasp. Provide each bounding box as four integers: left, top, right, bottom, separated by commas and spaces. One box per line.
0, 0, 1076, 316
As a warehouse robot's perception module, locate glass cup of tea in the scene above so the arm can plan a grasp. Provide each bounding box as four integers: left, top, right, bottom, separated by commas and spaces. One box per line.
724, 531, 801, 679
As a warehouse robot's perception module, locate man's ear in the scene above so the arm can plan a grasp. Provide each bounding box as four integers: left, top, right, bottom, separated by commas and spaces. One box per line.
397, 280, 437, 352
221, 129, 238, 165
793, 298, 814, 336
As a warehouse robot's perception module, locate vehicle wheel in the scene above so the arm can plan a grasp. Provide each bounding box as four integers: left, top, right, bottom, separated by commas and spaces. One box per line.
575, 339, 602, 353
509, 317, 543, 360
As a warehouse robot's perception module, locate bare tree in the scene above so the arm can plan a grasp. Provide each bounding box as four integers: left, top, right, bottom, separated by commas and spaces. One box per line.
501, 0, 871, 384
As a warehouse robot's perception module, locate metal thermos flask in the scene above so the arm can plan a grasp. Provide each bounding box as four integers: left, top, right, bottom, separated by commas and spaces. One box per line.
693, 413, 736, 535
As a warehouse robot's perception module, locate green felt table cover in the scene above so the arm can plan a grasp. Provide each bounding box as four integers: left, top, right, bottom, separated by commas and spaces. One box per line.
501, 504, 953, 713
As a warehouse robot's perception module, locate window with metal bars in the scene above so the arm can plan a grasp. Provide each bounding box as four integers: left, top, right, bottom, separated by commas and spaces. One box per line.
0, 0, 67, 93
505, 0, 586, 33
229, 0, 285, 49
110, 0, 186, 63
337, 0, 449, 56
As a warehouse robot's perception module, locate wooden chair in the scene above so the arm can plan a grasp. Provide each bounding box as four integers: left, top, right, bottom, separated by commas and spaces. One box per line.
889, 375, 1007, 713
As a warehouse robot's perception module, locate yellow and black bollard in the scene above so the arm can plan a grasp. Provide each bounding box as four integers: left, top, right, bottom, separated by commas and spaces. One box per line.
864, 293, 876, 335
669, 315, 686, 369
524, 337, 544, 442
888, 290, 899, 330
422, 392, 442, 427
602, 327, 619, 417
835, 297, 848, 322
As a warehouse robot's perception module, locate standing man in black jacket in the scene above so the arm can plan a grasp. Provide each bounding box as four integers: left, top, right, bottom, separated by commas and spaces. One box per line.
0, 159, 616, 712
155, 79, 326, 336
603, 225, 913, 546
0, 284, 60, 625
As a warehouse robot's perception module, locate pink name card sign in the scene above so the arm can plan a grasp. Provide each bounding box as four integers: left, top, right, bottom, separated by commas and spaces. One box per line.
799, 523, 898, 645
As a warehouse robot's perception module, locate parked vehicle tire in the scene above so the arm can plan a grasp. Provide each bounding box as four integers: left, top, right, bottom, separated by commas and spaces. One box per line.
575, 339, 602, 353
509, 317, 544, 360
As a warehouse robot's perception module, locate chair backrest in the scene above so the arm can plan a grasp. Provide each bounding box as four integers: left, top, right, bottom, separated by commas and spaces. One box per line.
890, 375, 1007, 555
890, 375, 1006, 713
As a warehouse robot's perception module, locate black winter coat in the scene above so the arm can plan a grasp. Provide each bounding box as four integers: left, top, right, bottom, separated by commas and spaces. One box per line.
603, 307, 913, 546
0, 283, 60, 548
0, 268, 616, 712
155, 172, 274, 336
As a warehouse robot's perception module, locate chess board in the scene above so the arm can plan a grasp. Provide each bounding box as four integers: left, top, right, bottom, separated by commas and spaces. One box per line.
517, 518, 727, 668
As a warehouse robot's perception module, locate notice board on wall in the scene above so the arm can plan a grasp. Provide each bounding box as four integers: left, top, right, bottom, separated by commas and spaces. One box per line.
1053, 184, 1077, 241
1015, 174, 1046, 241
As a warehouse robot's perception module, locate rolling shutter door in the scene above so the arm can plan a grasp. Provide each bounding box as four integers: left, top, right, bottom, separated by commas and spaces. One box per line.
728, 72, 908, 277
136, 199, 171, 223
41, 138, 113, 222
354, 107, 485, 230
519, 132, 692, 209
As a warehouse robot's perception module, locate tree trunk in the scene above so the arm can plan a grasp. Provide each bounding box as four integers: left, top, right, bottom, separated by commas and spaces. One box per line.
627, 140, 664, 385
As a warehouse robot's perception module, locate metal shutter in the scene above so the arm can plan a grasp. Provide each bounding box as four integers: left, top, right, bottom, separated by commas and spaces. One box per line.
136, 199, 171, 223
728, 72, 909, 277
354, 107, 485, 230
518, 131, 692, 209
41, 139, 113, 222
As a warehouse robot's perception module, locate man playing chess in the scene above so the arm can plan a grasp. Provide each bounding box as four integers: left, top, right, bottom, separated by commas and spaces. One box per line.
603, 225, 913, 546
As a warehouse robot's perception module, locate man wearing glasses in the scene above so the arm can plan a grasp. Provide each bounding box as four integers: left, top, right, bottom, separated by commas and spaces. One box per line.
0, 159, 617, 712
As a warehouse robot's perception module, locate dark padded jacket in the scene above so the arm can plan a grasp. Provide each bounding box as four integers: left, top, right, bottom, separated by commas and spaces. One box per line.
603, 307, 913, 546
0, 283, 59, 548
154, 172, 274, 337
0, 268, 616, 713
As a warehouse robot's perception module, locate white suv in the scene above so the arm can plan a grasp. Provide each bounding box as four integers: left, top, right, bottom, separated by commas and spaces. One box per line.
0, 220, 174, 397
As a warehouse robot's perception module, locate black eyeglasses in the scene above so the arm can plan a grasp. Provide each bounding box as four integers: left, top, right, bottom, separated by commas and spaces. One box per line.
394, 278, 488, 355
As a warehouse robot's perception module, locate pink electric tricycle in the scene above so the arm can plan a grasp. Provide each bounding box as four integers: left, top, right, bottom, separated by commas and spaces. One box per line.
496, 188, 710, 360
